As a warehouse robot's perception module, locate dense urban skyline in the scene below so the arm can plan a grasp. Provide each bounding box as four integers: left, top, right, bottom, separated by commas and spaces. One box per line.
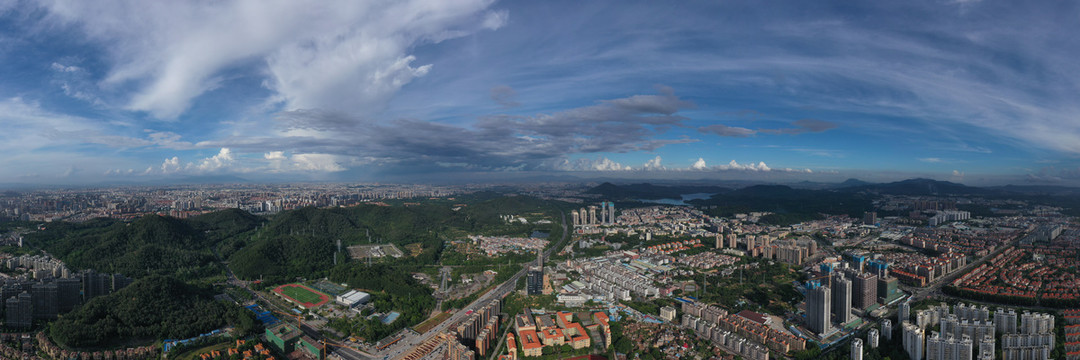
1, 1, 1078, 186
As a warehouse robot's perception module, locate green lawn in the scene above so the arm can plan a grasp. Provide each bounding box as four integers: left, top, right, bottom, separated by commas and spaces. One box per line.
280, 285, 325, 304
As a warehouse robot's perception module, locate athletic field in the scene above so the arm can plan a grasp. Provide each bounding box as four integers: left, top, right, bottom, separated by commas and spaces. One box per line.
271, 284, 330, 308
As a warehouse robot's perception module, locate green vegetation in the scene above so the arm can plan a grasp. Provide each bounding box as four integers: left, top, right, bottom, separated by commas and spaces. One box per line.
325, 263, 435, 341
229, 196, 564, 282
682, 258, 803, 315
27, 210, 261, 280
690, 185, 875, 221
49, 275, 261, 349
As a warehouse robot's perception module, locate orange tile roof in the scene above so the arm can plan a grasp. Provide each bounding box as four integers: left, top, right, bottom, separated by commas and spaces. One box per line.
519, 330, 543, 350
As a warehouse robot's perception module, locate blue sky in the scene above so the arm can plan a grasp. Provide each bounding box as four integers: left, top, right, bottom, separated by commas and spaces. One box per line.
0, 0, 1078, 185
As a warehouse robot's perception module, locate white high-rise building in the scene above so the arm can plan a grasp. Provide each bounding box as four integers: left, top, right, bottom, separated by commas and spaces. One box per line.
868, 328, 880, 348
995, 308, 1018, 334
900, 300, 911, 324
851, 338, 864, 360
904, 321, 925, 360
833, 276, 852, 325
883, 319, 894, 341
806, 281, 832, 336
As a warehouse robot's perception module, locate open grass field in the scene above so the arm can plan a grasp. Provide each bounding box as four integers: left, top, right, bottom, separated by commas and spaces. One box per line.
272, 284, 330, 308
412, 312, 451, 334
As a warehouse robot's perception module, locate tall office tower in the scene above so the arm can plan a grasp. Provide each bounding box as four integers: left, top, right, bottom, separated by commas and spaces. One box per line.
806, 281, 832, 336
745, 235, 756, 250
608, 202, 615, 224
833, 276, 853, 324
868, 328, 880, 348
571, 210, 580, 226
31, 281, 58, 320
853, 273, 879, 310
901, 300, 912, 324
588, 206, 597, 225
995, 308, 1018, 334
883, 319, 894, 341
851, 338, 864, 360
903, 321, 925, 360
715, 235, 724, 250
56, 278, 81, 312
579, 208, 588, 226
5, 292, 32, 328
727, 233, 737, 249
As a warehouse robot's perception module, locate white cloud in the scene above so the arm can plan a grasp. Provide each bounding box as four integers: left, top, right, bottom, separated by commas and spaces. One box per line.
50, 62, 82, 73
161, 156, 181, 173
481, 10, 509, 30
551, 157, 630, 171
196, 148, 235, 171
715, 160, 771, 172
264, 151, 286, 160
642, 156, 665, 170
691, 157, 708, 170
40, 0, 504, 118
920, 157, 943, 163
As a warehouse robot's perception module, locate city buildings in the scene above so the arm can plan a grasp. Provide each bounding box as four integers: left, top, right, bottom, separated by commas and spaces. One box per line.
660, 306, 677, 322
925, 331, 973, 360
4, 292, 32, 328
334, 290, 370, 308
853, 273, 878, 310
806, 281, 832, 336
868, 328, 879, 348
904, 321, 925, 360
833, 276, 852, 325
851, 338, 864, 360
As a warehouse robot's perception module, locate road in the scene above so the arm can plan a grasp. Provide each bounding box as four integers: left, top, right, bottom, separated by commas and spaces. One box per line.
904, 233, 1023, 302
380, 211, 570, 360
220, 211, 569, 360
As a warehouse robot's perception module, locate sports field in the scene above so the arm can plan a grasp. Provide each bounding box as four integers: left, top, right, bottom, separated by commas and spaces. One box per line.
272, 284, 330, 308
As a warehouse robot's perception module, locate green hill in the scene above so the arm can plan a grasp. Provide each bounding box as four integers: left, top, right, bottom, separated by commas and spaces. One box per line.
27, 213, 259, 280
49, 275, 260, 349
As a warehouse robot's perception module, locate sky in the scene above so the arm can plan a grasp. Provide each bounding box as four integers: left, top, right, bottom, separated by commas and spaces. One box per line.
1, 0, 1079, 186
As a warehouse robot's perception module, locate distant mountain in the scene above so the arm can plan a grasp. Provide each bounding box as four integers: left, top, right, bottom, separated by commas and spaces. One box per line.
840, 178, 987, 196
837, 178, 874, 188
586, 182, 731, 200
727, 184, 804, 198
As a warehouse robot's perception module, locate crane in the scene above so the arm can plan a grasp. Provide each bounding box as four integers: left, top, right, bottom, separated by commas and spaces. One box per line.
272, 309, 306, 330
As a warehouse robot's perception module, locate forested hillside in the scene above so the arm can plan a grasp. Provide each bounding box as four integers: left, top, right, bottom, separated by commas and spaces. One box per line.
27, 210, 261, 280
49, 275, 260, 349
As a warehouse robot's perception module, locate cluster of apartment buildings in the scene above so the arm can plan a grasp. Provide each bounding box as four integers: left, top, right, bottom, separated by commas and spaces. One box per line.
469, 235, 548, 256
571, 201, 616, 228
899, 301, 1056, 360
805, 258, 902, 339
889, 251, 967, 287
577, 260, 661, 299
3, 258, 131, 328
442, 299, 502, 359
682, 300, 806, 356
